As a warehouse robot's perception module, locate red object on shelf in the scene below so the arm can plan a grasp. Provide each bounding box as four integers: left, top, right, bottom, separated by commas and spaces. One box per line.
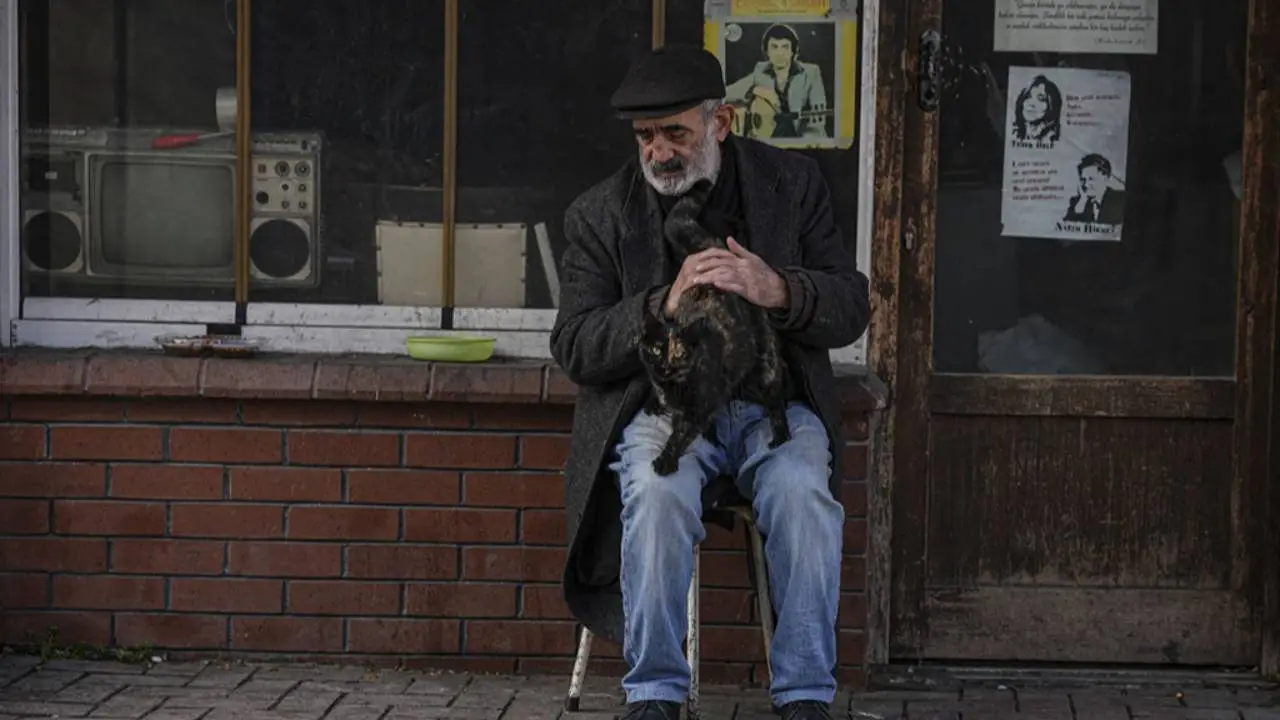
152, 131, 230, 149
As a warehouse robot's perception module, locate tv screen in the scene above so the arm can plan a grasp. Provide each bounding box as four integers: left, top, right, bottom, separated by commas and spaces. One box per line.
95, 159, 234, 270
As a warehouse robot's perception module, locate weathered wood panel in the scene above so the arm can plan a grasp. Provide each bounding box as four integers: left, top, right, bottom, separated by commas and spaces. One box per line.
926, 416, 1234, 590
917, 587, 1255, 665
930, 376, 1235, 419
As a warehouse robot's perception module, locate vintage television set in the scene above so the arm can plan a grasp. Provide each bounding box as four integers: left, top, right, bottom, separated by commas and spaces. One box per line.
20, 127, 324, 290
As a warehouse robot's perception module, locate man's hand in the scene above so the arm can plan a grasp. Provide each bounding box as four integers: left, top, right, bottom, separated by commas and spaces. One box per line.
692, 237, 788, 309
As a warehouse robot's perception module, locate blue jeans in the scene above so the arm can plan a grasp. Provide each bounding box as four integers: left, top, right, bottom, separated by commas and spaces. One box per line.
608, 400, 844, 707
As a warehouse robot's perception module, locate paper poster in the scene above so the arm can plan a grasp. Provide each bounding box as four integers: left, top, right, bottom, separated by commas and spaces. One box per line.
1000, 66, 1131, 242
704, 0, 858, 149
993, 0, 1158, 55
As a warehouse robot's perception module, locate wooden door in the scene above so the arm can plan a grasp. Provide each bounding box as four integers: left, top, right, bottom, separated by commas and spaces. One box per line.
888, 0, 1280, 665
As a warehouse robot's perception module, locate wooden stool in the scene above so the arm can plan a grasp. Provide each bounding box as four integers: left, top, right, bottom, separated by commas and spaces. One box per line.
565, 480, 775, 718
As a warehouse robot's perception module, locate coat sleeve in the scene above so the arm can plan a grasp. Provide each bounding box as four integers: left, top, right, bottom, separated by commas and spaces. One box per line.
765, 159, 871, 349
550, 202, 661, 386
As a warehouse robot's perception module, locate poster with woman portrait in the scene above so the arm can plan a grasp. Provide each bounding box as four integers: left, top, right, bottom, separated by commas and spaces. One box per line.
703, 0, 858, 149
1000, 66, 1132, 242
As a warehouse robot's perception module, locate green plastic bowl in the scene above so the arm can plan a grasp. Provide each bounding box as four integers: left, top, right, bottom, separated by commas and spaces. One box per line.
405, 335, 496, 362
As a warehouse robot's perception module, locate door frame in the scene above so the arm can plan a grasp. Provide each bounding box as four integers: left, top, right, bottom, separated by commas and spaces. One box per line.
865, 0, 1280, 676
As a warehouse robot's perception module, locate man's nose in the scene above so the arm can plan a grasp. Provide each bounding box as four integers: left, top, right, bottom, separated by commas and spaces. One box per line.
647, 140, 675, 163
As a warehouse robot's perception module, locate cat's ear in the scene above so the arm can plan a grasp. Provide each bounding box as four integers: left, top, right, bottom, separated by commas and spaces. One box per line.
642, 310, 664, 339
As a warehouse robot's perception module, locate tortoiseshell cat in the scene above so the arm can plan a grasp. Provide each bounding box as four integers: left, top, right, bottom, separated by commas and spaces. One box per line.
638, 179, 791, 476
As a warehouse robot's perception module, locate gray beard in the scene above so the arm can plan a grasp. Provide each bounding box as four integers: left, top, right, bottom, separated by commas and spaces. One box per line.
641, 131, 722, 197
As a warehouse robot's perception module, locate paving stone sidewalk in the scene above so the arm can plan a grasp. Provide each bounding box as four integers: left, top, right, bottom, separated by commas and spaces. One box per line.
1, 655, 1279, 720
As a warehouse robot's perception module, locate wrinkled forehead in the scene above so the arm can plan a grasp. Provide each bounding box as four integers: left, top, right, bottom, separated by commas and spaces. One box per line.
630, 105, 707, 136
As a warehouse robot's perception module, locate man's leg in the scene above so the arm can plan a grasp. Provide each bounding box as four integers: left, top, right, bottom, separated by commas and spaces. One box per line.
734, 402, 843, 707
608, 409, 728, 704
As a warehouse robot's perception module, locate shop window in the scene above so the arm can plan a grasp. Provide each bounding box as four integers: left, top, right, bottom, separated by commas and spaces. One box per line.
17, 0, 238, 305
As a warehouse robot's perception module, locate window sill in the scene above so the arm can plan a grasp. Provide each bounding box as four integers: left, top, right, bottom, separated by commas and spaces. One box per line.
0, 348, 888, 411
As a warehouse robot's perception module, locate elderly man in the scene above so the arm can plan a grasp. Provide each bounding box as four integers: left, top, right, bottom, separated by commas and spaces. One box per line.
550, 45, 870, 720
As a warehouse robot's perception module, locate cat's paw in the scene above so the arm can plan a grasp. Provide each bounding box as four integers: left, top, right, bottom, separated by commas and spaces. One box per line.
652, 454, 679, 476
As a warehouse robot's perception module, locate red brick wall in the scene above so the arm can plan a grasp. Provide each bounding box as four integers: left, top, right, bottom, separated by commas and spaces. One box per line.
0, 393, 872, 686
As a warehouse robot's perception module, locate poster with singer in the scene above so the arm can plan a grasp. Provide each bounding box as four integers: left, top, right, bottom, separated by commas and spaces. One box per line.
1001, 66, 1132, 242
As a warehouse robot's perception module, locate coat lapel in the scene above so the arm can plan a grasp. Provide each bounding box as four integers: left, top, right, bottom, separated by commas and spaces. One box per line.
733, 138, 794, 268
618, 164, 670, 296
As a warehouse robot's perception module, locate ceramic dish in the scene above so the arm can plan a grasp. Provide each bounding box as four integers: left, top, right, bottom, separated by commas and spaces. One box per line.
405, 335, 496, 362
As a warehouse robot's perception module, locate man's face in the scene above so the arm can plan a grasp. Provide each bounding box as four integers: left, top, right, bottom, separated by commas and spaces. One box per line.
1079, 166, 1105, 198
632, 103, 732, 196
766, 38, 794, 71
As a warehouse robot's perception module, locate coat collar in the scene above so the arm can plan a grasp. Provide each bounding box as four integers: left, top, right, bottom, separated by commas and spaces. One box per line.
617, 136, 787, 295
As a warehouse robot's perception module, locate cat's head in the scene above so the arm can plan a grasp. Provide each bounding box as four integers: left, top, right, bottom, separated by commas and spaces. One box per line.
639, 311, 692, 381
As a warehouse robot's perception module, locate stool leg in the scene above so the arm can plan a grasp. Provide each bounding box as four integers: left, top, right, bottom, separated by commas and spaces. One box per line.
565, 624, 593, 711
749, 522, 775, 685
685, 544, 700, 719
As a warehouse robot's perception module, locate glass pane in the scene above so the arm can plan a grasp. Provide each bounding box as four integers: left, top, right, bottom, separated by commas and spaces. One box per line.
455, 0, 653, 311
247, 0, 445, 306
18, 0, 237, 301
932, 4, 1245, 376
667, 0, 863, 283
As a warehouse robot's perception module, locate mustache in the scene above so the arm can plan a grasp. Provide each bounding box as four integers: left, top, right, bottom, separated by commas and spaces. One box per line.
649, 157, 686, 174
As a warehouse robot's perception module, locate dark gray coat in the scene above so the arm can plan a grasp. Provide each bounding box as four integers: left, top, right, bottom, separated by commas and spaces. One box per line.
549, 135, 871, 646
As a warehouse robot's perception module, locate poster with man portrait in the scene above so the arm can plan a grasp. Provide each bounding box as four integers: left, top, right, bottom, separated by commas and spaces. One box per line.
703, 0, 858, 150
1000, 66, 1132, 242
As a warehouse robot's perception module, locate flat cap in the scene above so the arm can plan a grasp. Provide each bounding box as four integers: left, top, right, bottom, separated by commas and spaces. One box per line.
610, 45, 727, 120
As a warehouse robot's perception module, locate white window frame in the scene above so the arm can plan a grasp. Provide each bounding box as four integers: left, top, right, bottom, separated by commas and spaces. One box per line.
2, 4, 877, 367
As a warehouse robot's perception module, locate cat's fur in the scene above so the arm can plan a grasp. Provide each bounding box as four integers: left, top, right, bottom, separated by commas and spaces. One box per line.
638, 179, 791, 476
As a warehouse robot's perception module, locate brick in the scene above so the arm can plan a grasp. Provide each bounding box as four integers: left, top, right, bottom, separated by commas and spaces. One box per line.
202, 358, 314, 399
356, 402, 471, 429
701, 588, 757, 624
520, 585, 572, 619
314, 360, 433, 402
53, 500, 165, 536
110, 465, 224, 500
240, 400, 356, 426
842, 480, 868, 516
84, 354, 202, 396
519, 436, 570, 470
171, 504, 283, 538
116, 614, 228, 649
0, 611, 110, 646
699, 551, 751, 588
465, 620, 576, 655
463, 473, 565, 508
288, 506, 398, 540
126, 399, 239, 424
50, 426, 162, 461
232, 617, 341, 652
843, 518, 868, 555
112, 539, 225, 575
701, 625, 766, 662
347, 470, 460, 505
842, 555, 866, 591
288, 430, 400, 467
0, 353, 85, 393
543, 368, 578, 404
845, 414, 870, 442
471, 405, 574, 432
170, 428, 283, 464
405, 583, 516, 618
843, 443, 868, 481
403, 508, 516, 543
52, 576, 164, 610
287, 581, 400, 615
521, 510, 566, 545
702, 523, 748, 551
0, 499, 49, 534
0, 573, 50, 608
8, 398, 125, 422
405, 433, 516, 469
170, 578, 282, 613
840, 593, 867, 630
229, 467, 341, 502
429, 364, 542, 403
347, 619, 459, 654
461, 547, 564, 582
0, 463, 105, 497
229, 542, 341, 578
347, 545, 457, 580
0, 425, 47, 460
839, 629, 866, 663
